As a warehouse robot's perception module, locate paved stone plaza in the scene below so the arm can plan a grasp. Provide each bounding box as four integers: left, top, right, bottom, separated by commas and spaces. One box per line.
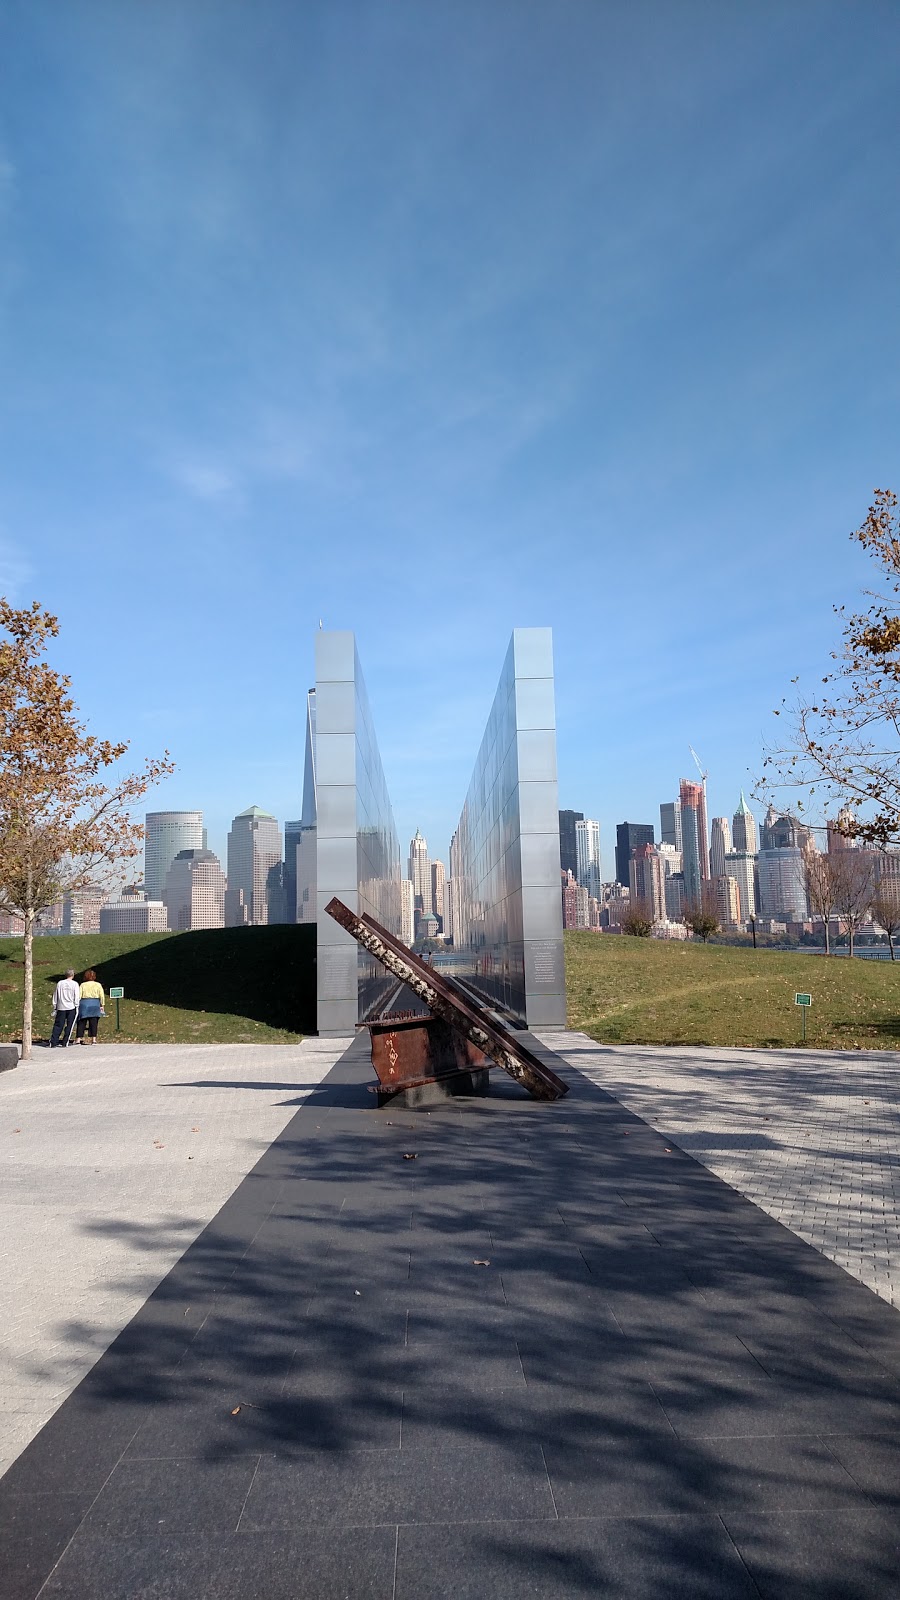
2, 1034, 900, 1597
0, 1039, 347, 1481
540, 1034, 900, 1307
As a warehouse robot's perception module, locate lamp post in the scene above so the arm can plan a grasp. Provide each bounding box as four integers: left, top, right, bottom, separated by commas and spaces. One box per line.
749, 914, 757, 949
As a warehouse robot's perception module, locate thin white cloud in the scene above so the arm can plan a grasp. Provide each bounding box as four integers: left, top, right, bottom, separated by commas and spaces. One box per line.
0, 536, 35, 598
166, 456, 243, 505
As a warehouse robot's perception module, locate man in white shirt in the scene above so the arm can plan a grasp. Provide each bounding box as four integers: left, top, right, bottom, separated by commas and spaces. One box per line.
50, 970, 80, 1048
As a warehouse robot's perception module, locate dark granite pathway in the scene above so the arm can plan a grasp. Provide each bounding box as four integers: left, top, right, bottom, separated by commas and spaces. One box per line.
3, 1034, 900, 1598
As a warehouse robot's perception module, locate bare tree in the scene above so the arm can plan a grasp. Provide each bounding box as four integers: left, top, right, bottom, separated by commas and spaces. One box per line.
829, 850, 877, 957
871, 882, 900, 960
683, 894, 719, 943
620, 899, 655, 937
764, 490, 900, 846
0, 600, 174, 1058
803, 847, 839, 954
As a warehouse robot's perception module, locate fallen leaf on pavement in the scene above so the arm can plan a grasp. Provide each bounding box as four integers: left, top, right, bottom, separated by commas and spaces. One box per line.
473, 1260, 491, 1267
231, 1406, 241, 1416
403, 1153, 417, 1160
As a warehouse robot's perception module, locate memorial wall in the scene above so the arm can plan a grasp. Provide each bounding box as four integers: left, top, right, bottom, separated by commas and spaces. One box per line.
311, 631, 402, 1034
452, 628, 566, 1028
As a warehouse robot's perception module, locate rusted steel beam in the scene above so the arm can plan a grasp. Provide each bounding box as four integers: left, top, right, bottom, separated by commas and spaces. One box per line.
325, 897, 568, 1101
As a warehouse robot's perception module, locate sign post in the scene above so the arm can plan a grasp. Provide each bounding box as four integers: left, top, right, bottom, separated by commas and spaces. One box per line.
795, 992, 812, 1042
109, 986, 124, 1032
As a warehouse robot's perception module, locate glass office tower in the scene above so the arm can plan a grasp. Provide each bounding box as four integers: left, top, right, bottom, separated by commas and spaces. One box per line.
144, 811, 205, 901
314, 631, 401, 1034
452, 628, 565, 1028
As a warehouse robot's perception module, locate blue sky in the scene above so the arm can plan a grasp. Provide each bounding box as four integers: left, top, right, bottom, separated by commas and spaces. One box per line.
1, 1, 898, 876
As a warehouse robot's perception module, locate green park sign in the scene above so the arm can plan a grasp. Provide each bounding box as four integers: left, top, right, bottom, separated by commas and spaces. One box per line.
795, 992, 812, 1041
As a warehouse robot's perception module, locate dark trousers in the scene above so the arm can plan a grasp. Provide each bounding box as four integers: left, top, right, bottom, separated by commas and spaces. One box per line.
76, 1015, 100, 1040
51, 1010, 76, 1046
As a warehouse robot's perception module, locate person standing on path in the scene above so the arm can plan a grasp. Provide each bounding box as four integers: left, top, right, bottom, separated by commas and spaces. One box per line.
75, 970, 105, 1045
50, 969, 80, 1047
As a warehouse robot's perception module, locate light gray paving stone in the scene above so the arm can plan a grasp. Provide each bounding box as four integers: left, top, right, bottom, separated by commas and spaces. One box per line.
538, 1032, 900, 1308
0, 1038, 349, 1480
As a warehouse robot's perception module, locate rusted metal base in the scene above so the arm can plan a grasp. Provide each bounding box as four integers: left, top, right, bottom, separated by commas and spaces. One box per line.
367, 1013, 487, 1103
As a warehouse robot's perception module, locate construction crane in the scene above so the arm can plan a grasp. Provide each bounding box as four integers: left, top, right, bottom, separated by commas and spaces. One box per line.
689, 746, 708, 787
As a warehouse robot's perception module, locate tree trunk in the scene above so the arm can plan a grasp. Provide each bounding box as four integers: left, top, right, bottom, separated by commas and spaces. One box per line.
849, 925, 855, 958
889, 932, 895, 960
22, 907, 33, 1060
824, 917, 831, 956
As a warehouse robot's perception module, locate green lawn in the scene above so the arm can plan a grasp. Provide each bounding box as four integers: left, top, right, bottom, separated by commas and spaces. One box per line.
565, 931, 900, 1050
8, 925, 898, 1052
1, 925, 316, 1045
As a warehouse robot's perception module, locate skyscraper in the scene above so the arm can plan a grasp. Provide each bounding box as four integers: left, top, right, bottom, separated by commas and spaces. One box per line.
400, 879, 415, 946
558, 810, 584, 879
679, 781, 705, 903
710, 817, 732, 879
732, 792, 758, 855
431, 860, 446, 930
162, 848, 226, 930
99, 899, 168, 934
575, 819, 602, 900
615, 822, 654, 888
711, 875, 742, 928
144, 811, 205, 901
409, 829, 430, 913
629, 843, 666, 922
282, 820, 303, 925
225, 806, 282, 927
757, 807, 809, 919
724, 848, 757, 922
660, 800, 682, 852
827, 805, 856, 853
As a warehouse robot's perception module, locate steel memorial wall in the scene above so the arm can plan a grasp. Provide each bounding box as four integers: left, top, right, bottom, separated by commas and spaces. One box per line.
312, 631, 402, 1034
452, 628, 566, 1028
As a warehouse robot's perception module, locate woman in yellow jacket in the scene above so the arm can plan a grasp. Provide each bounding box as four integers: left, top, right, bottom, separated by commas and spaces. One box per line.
76, 970, 105, 1044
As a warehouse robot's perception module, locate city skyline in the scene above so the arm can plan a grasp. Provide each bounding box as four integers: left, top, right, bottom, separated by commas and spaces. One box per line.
16, 777, 895, 944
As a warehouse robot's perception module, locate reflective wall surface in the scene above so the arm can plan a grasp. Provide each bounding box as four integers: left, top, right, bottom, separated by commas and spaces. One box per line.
315, 632, 401, 1034
452, 628, 565, 1028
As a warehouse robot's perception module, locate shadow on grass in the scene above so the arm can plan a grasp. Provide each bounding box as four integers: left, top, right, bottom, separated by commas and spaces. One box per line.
840, 1017, 900, 1041
73, 925, 316, 1035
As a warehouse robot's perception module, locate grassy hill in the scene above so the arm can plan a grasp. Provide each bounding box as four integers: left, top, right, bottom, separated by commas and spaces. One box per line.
0, 925, 316, 1045
6, 924, 898, 1052
565, 931, 900, 1050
